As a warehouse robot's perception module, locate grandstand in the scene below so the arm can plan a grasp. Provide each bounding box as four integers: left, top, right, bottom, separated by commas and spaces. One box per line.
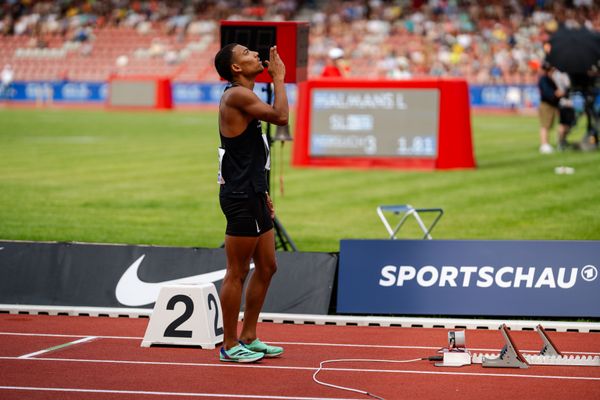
1, 24, 220, 82
1, 1, 598, 84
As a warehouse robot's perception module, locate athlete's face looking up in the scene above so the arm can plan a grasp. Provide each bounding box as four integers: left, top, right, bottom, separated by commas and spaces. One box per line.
231, 45, 263, 76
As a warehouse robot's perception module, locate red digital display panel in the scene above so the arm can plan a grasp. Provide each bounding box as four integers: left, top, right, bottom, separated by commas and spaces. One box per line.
293, 79, 476, 170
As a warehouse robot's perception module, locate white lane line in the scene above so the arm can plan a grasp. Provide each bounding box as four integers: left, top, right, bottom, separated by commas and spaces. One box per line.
2, 356, 600, 382
273, 341, 440, 350
2, 332, 599, 356
268, 342, 600, 356
18, 336, 97, 359
0, 386, 358, 400
0, 332, 141, 340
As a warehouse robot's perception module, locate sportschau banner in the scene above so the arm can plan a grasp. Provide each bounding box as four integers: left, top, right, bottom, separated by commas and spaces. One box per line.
0, 241, 337, 314
337, 239, 600, 317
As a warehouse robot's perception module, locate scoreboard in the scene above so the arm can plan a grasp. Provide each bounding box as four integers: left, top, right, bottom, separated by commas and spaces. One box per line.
309, 88, 439, 158
293, 79, 475, 170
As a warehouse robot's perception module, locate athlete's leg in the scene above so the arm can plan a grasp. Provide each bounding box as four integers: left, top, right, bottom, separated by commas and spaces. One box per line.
239, 228, 277, 343
220, 234, 258, 349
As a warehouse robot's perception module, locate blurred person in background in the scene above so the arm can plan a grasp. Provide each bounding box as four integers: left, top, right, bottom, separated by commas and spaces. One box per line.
580, 63, 600, 150
537, 62, 564, 154
1, 63, 14, 100
378, 50, 412, 79
551, 67, 576, 150
506, 86, 523, 111
321, 47, 349, 78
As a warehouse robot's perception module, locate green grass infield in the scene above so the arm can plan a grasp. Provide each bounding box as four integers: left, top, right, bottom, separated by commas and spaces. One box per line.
1, 107, 599, 252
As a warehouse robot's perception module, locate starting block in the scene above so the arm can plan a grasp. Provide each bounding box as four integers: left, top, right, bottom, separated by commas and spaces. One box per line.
481, 324, 529, 368
536, 324, 561, 356
471, 324, 600, 368
141, 283, 224, 349
435, 325, 600, 369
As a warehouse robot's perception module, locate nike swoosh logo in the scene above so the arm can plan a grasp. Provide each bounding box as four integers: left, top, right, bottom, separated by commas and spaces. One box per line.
115, 254, 254, 307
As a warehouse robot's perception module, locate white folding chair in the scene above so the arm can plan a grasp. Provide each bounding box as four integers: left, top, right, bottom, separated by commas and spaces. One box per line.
377, 204, 443, 240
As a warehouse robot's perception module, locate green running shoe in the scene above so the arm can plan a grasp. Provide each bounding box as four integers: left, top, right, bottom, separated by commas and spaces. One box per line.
219, 344, 264, 363
240, 339, 283, 358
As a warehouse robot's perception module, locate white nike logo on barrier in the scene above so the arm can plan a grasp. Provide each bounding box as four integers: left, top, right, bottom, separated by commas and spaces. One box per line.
115, 254, 254, 307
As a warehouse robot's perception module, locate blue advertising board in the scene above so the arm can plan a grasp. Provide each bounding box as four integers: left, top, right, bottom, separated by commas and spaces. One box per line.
337, 239, 600, 317
171, 82, 297, 105
3, 81, 594, 110
9, 80, 600, 111
171, 82, 227, 104
468, 85, 540, 108
7, 81, 108, 103
5, 81, 298, 106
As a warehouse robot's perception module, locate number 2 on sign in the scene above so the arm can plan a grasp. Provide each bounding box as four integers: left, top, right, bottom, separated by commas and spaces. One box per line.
208, 293, 224, 336
163, 294, 194, 338
162, 293, 224, 338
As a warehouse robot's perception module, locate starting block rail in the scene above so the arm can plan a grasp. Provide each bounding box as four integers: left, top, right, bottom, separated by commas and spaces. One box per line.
524, 354, 600, 367
472, 353, 600, 367
471, 324, 600, 368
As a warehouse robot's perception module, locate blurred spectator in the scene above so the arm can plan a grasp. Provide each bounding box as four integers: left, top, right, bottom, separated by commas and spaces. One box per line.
72, 25, 92, 43
115, 55, 129, 68
552, 68, 576, 150
0, 0, 598, 85
576, 73, 600, 150
538, 62, 564, 154
378, 50, 412, 79
506, 86, 522, 110
1, 63, 14, 99
321, 47, 349, 77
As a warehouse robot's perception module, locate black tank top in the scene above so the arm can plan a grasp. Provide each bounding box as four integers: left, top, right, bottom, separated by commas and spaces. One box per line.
218, 115, 270, 198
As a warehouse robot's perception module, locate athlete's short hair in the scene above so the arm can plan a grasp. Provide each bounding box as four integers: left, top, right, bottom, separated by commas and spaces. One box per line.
214, 43, 238, 82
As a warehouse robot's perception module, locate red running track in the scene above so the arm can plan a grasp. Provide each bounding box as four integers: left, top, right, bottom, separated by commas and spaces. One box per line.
0, 314, 599, 400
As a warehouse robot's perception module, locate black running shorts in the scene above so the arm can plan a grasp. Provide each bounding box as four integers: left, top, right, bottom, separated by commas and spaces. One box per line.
219, 191, 274, 237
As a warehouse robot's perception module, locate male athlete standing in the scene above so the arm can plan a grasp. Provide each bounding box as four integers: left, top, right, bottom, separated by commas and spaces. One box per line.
214, 44, 288, 363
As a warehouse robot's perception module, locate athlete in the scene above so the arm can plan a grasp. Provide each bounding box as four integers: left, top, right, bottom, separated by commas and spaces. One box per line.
213, 44, 288, 363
